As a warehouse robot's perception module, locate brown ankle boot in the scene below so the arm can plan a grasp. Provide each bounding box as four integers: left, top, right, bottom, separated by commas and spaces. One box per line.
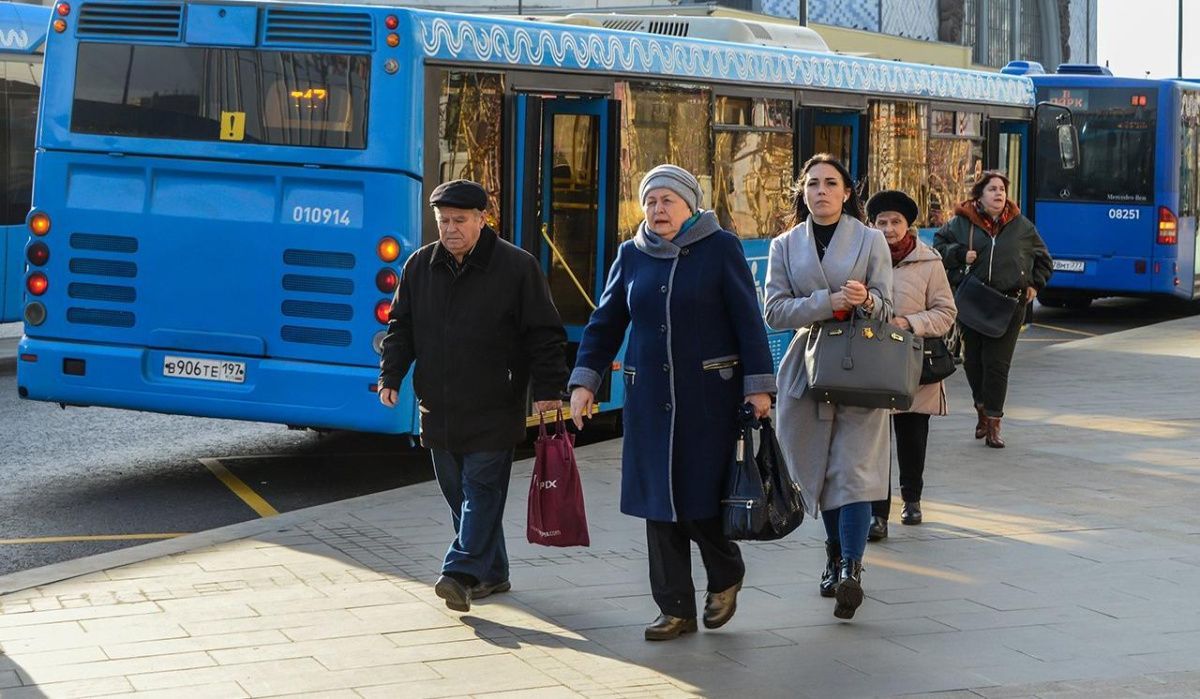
974, 404, 987, 440
985, 416, 1005, 448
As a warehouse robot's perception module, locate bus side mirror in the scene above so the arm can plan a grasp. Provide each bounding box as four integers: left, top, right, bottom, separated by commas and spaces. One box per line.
1057, 124, 1079, 171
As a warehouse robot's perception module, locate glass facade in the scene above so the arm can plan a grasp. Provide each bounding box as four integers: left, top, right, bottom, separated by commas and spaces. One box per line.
436, 72, 504, 228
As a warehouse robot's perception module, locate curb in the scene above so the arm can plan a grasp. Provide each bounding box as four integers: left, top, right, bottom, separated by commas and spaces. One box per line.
0, 485, 417, 596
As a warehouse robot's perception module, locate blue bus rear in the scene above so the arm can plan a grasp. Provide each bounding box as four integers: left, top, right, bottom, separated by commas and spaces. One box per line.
1032, 72, 1200, 304
19, 4, 424, 432
0, 3, 46, 322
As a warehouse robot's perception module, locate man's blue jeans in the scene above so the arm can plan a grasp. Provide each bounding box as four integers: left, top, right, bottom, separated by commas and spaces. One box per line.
430, 448, 514, 585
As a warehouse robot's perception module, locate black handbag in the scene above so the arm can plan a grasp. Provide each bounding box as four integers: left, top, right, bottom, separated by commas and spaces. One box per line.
722, 408, 804, 541
954, 226, 1019, 338
805, 311, 923, 411
920, 336, 956, 385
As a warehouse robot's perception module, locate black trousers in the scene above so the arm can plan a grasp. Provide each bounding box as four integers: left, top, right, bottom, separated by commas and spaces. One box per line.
646, 517, 744, 618
872, 413, 931, 519
960, 301, 1026, 417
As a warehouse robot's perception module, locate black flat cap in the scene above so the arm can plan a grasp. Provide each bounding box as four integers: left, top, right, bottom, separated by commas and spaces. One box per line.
866, 189, 920, 226
429, 179, 487, 210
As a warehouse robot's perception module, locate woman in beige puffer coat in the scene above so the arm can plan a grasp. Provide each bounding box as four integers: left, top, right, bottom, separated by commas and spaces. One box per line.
864, 191, 957, 541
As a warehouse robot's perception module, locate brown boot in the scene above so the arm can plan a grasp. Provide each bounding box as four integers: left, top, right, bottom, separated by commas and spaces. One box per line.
985, 416, 1005, 448
974, 404, 987, 440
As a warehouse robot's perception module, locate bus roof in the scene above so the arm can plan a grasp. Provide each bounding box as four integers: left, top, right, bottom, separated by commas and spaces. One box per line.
409, 8, 1033, 108
0, 3, 49, 54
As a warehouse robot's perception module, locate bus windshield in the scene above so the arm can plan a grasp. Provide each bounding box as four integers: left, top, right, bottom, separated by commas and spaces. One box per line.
1035, 87, 1156, 204
71, 43, 369, 149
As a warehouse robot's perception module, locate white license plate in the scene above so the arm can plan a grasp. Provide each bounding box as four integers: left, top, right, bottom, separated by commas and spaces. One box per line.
1052, 259, 1085, 273
162, 355, 246, 383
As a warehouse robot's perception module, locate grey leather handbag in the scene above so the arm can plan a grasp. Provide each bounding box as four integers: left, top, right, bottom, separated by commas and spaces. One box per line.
804, 311, 923, 410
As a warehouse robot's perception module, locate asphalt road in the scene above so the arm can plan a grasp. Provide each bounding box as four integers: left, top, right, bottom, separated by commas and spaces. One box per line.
0, 296, 1194, 577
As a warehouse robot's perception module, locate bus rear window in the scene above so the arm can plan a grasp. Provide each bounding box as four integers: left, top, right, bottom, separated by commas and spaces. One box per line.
1035, 87, 1155, 204
71, 43, 369, 149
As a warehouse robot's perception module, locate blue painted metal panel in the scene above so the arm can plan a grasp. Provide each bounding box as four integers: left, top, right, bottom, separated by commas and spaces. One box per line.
185, 5, 257, 47
0, 3, 49, 54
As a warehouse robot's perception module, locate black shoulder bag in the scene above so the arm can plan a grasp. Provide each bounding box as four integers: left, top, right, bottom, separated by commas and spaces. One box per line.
953, 225, 1019, 338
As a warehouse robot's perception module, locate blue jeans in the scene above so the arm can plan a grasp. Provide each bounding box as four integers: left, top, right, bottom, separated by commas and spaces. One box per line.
822, 501, 872, 563
430, 448, 514, 585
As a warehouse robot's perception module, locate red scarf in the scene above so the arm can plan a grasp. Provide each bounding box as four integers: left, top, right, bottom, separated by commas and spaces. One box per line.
954, 199, 1019, 237
888, 234, 917, 266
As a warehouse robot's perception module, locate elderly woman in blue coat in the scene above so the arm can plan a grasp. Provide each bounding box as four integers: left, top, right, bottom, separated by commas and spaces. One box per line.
765, 154, 893, 621
569, 164, 776, 642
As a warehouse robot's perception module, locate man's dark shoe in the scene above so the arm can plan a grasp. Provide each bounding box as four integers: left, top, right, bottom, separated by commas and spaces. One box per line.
833, 560, 864, 620
901, 501, 923, 525
434, 574, 472, 612
820, 540, 841, 598
644, 614, 698, 641
703, 581, 742, 629
867, 516, 888, 542
471, 579, 512, 600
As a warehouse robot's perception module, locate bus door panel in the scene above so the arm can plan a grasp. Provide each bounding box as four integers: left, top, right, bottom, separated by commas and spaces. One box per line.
809, 110, 861, 179
995, 121, 1029, 212
1177, 214, 1198, 297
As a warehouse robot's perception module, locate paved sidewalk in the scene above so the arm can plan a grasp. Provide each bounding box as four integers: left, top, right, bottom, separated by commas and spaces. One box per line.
0, 322, 20, 373
2, 317, 1200, 698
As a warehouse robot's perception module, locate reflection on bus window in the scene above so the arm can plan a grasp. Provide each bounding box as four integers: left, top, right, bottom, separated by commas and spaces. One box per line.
712, 96, 793, 239
71, 43, 369, 149
2, 60, 39, 225
437, 71, 503, 228
1035, 88, 1156, 204
1179, 92, 1200, 218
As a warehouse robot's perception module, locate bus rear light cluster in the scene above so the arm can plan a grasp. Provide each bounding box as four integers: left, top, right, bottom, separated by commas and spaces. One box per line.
1157, 207, 1178, 245
375, 268, 398, 293
374, 300, 391, 324
377, 236, 400, 262
27, 242, 49, 266
386, 33, 399, 47
24, 302, 46, 326
53, 18, 67, 32
384, 15, 398, 29
27, 272, 48, 296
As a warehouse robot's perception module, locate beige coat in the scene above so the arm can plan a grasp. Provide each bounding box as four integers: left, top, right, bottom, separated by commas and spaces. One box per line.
893, 238, 957, 416
765, 216, 893, 515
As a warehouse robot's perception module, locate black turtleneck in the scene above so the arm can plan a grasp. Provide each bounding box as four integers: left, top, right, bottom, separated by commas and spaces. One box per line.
811, 218, 838, 260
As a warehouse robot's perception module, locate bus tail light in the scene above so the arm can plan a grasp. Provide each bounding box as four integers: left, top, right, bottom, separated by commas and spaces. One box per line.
27, 242, 49, 266
377, 237, 400, 262
375, 268, 398, 293
374, 300, 391, 324
27, 272, 48, 296
53, 18, 66, 32
384, 14, 398, 29
56, 2, 70, 15
24, 302, 46, 326
1134, 260, 1146, 274
1158, 207, 1177, 245
28, 212, 50, 236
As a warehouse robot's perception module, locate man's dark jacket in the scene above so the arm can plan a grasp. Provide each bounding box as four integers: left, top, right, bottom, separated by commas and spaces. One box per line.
378, 226, 568, 452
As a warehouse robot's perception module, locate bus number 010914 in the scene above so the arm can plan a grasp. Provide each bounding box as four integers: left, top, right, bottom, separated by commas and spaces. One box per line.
292, 206, 352, 226
1108, 208, 1140, 220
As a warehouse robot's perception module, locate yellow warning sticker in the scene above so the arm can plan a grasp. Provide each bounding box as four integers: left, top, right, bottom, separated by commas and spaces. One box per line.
220, 111, 246, 141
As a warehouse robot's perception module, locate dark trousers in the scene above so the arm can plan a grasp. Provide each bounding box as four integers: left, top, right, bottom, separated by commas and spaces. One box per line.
646, 517, 744, 618
430, 448, 514, 585
872, 413, 931, 519
960, 301, 1026, 417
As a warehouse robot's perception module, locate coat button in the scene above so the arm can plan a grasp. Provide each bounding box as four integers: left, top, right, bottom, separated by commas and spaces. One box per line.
663, 403, 672, 412
681, 248, 690, 256
662, 363, 669, 372
660, 285, 668, 293
659, 324, 667, 333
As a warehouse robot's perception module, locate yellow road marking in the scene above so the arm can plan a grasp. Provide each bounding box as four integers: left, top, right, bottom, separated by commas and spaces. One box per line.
1031, 322, 1097, 337
0, 533, 186, 544
200, 457, 279, 518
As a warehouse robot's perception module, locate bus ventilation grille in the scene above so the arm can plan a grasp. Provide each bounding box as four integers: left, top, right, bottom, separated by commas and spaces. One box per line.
282, 274, 354, 295
69, 283, 137, 303
77, 3, 183, 41
67, 308, 135, 328
281, 325, 352, 347
69, 258, 138, 278
70, 233, 139, 254
645, 20, 689, 37
263, 9, 373, 48
282, 300, 353, 322
282, 249, 356, 270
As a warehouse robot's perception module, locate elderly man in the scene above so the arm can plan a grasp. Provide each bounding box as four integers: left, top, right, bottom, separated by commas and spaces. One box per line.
378, 179, 568, 613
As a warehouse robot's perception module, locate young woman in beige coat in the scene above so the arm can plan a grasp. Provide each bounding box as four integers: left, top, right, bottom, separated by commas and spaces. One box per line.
864, 191, 957, 541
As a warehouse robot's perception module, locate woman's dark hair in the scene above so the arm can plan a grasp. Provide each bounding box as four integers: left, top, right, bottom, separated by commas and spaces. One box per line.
970, 170, 1011, 200
788, 153, 865, 226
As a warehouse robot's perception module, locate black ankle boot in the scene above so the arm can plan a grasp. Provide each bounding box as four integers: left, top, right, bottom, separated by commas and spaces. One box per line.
819, 540, 841, 598
833, 559, 864, 620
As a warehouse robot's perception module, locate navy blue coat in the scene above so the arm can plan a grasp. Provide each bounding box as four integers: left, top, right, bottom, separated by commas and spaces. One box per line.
570, 212, 776, 522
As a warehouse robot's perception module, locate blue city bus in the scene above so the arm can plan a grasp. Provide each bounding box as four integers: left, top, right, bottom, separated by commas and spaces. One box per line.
1029, 66, 1200, 307
17, 1, 1035, 434
0, 3, 46, 322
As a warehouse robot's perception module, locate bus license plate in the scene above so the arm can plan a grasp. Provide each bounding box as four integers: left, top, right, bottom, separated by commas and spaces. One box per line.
162, 355, 246, 384
1053, 259, 1085, 273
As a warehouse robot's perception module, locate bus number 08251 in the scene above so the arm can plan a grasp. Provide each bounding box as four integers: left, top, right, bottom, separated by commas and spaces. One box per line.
1108, 208, 1140, 220
292, 206, 352, 226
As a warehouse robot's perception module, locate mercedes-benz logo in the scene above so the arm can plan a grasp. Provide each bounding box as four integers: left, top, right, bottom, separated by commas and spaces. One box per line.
1059, 188, 1071, 199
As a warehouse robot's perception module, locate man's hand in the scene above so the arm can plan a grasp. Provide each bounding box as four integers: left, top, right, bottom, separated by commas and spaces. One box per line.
570, 388, 595, 430
746, 393, 772, 419
1025, 287, 1037, 304
378, 388, 398, 408
533, 399, 563, 415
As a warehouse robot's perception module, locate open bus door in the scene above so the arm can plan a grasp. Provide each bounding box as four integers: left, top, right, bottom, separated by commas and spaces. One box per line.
993, 120, 1030, 213
510, 94, 621, 417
